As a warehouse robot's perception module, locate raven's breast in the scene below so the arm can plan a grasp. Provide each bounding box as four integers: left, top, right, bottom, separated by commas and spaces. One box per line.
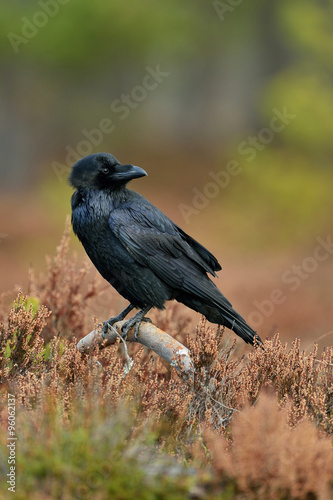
71, 192, 172, 309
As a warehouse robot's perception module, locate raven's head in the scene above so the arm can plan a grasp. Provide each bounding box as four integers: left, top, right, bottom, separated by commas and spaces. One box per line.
68, 153, 147, 191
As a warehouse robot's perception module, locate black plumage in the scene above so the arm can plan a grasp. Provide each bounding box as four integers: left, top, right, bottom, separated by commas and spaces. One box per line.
69, 152, 261, 346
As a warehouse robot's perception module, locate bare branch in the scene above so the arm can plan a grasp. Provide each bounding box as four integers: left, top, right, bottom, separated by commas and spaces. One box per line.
77, 320, 194, 378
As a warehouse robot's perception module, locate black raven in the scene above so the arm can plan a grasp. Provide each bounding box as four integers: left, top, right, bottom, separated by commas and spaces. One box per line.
69, 153, 261, 346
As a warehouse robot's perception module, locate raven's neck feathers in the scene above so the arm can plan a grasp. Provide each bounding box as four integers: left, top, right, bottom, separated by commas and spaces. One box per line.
72, 186, 132, 210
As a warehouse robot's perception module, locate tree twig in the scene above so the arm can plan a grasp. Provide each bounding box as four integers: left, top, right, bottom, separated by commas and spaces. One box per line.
77, 320, 194, 378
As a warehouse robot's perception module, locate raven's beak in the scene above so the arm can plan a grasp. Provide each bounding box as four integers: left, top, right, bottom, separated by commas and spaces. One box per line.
115, 164, 148, 181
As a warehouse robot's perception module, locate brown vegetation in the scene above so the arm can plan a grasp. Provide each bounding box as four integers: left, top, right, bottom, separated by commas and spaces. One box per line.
0, 226, 332, 499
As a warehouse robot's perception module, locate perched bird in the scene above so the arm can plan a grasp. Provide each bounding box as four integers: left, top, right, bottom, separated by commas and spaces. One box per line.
69, 153, 261, 346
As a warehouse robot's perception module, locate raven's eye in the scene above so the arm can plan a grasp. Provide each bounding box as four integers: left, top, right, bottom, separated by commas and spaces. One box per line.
101, 167, 109, 174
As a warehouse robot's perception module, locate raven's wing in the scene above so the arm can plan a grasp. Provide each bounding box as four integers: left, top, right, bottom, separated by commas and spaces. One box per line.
109, 204, 222, 292
174, 224, 221, 273
109, 200, 258, 345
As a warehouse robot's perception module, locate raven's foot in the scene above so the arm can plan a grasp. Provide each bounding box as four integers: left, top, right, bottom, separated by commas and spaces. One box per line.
121, 306, 152, 340
102, 304, 135, 338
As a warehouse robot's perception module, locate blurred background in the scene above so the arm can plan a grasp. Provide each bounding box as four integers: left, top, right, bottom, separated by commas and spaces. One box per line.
0, 0, 333, 348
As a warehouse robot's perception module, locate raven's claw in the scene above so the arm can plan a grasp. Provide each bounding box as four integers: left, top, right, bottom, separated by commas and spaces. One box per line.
101, 304, 135, 338
121, 306, 152, 340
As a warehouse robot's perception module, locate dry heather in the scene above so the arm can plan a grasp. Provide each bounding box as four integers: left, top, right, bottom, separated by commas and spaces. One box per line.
0, 224, 332, 499
203, 394, 333, 500
27, 217, 106, 343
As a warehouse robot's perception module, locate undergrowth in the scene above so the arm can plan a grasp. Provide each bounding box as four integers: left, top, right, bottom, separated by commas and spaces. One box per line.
0, 224, 332, 499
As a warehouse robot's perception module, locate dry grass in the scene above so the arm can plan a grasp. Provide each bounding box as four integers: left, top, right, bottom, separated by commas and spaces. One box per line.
0, 224, 332, 499
203, 394, 333, 500
27, 216, 108, 343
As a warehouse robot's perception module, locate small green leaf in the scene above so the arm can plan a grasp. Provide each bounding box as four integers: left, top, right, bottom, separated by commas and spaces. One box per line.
24, 297, 41, 316
5, 341, 11, 358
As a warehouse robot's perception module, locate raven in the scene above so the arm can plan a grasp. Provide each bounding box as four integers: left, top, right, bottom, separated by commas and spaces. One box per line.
69, 153, 261, 346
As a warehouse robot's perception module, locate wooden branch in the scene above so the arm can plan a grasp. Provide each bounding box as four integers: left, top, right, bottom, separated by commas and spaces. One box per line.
77, 320, 194, 377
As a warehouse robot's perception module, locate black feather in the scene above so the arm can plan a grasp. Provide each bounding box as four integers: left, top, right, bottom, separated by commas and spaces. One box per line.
69, 153, 262, 346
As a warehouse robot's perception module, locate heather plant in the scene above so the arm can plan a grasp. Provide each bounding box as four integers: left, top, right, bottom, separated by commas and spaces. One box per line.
202, 394, 333, 500
243, 335, 333, 433
28, 217, 106, 342
0, 293, 50, 382
0, 228, 332, 499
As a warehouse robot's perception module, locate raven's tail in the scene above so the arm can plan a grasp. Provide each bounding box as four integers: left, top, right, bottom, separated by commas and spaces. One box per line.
222, 310, 262, 346
178, 293, 262, 346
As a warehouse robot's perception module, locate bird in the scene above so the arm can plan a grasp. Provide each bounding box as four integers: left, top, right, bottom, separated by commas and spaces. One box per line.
69, 152, 262, 346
